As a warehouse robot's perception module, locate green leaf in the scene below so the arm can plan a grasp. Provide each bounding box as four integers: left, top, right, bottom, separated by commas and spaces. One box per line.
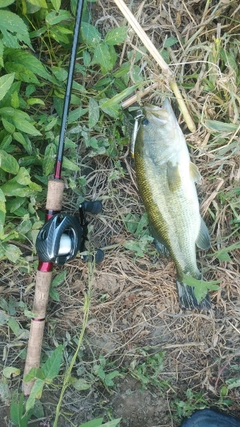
42, 345, 63, 380
226, 378, 240, 390
183, 275, 220, 303
2, 118, 15, 133
163, 37, 178, 48
92, 42, 115, 72
0, 149, 19, 174
72, 378, 91, 391
5, 49, 52, 81
100, 84, 139, 109
49, 287, 60, 302
89, 98, 99, 129
205, 120, 239, 133
16, 117, 41, 135
43, 143, 56, 175
46, 10, 72, 25
13, 132, 32, 154
62, 156, 80, 172
5, 243, 22, 262
105, 26, 128, 46
26, 379, 44, 412
80, 22, 101, 46
0, 10, 32, 48
51, 270, 67, 288
27, 0, 47, 8
0, 0, 15, 7
99, 98, 120, 119
51, 0, 61, 11
78, 419, 104, 427
101, 420, 121, 427
0, 73, 15, 101
3, 366, 21, 379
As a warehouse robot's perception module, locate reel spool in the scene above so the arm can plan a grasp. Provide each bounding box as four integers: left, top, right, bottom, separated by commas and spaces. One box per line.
36, 201, 104, 265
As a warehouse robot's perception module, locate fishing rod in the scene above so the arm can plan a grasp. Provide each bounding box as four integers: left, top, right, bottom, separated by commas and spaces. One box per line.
22, 0, 103, 395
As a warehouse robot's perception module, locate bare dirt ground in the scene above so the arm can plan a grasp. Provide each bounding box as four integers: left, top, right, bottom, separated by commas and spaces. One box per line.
1, 0, 240, 426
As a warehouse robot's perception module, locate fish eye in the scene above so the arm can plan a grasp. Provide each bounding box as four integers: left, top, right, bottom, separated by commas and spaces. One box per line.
142, 118, 149, 126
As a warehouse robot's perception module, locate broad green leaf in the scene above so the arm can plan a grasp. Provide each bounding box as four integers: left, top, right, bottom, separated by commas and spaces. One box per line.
0, 0, 15, 7
68, 106, 88, 123
5, 243, 22, 263
226, 378, 240, 390
1, 181, 39, 197
0, 149, 19, 174
51, 270, 67, 288
42, 345, 63, 380
8, 317, 21, 335
92, 42, 115, 72
183, 275, 220, 303
78, 419, 104, 427
5, 62, 39, 84
4, 49, 52, 81
43, 143, 56, 175
105, 26, 128, 46
0, 11, 31, 48
27, 0, 47, 8
3, 366, 20, 379
49, 287, 60, 302
89, 98, 99, 129
73, 379, 91, 391
62, 156, 80, 171
2, 118, 15, 133
80, 22, 101, 46
46, 10, 72, 25
7, 197, 25, 214
13, 132, 32, 154
12, 116, 41, 136
205, 120, 239, 133
26, 379, 45, 412
0, 40, 4, 67
100, 84, 139, 109
163, 37, 178, 48
0, 73, 15, 101
99, 98, 120, 119
51, 0, 61, 11
101, 419, 121, 427
27, 97, 45, 106
17, 219, 32, 235
0, 378, 10, 405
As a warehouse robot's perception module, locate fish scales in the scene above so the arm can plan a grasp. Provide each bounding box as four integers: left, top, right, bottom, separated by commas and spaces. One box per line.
134, 99, 211, 310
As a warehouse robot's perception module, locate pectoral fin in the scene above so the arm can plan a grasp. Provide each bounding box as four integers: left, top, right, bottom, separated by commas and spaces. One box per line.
196, 218, 210, 250
167, 162, 181, 191
190, 162, 202, 184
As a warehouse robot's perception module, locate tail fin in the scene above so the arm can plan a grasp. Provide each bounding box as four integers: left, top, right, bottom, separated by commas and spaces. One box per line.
176, 279, 211, 310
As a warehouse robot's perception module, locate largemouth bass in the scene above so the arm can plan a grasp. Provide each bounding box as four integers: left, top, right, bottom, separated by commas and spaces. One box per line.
134, 99, 210, 310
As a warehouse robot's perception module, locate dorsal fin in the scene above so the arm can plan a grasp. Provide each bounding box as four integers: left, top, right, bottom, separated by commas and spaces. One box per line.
190, 162, 202, 184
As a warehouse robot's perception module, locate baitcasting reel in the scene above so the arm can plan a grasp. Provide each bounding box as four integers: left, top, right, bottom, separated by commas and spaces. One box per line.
36, 201, 104, 265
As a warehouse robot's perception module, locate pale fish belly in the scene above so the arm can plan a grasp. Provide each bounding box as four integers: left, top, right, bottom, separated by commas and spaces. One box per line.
138, 149, 201, 278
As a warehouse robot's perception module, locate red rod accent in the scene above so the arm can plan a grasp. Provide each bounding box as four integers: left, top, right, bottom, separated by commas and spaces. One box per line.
54, 160, 62, 180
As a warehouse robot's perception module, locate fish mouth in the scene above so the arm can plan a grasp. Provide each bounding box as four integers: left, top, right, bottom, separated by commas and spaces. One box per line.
143, 103, 169, 123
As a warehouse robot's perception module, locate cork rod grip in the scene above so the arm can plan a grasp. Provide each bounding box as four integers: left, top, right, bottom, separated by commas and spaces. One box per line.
22, 271, 52, 395
46, 179, 65, 211
23, 178, 65, 395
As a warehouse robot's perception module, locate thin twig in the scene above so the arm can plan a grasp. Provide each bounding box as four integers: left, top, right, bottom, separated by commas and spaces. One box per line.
114, 0, 196, 132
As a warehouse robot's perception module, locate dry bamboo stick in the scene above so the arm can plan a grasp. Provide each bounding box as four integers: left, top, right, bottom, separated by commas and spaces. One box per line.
114, 0, 196, 132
